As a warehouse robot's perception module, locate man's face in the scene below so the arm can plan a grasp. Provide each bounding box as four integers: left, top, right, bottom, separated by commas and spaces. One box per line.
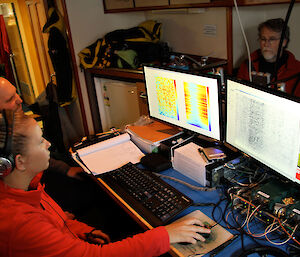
259, 26, 287, 63
0, 78, 23, 111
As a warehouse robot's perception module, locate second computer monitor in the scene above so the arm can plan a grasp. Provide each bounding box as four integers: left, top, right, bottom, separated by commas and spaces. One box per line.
226, 78, 300, 185
143, 66, 222, 141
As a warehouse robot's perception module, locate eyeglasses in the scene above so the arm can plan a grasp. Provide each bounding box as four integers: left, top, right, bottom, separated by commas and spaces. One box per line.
259, 37, 281, 44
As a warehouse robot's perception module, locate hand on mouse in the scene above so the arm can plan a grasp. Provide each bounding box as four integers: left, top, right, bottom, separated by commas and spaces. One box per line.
165, 217, 211, 244
85, 229, 111, 245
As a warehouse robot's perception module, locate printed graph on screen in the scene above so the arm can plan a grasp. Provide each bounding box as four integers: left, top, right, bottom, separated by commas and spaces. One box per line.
184, 82, 211, 131
155, 77, 179, 120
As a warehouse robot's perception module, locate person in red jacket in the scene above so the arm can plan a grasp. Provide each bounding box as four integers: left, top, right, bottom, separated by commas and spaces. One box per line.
0, 109, 210, 257
237, 18, 300, 97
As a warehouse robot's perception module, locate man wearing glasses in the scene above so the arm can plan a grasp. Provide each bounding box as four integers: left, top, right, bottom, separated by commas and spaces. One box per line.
237, 18, 300, 97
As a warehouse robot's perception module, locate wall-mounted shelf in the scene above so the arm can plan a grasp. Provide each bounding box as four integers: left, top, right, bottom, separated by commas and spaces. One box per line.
103, 0, 300, 13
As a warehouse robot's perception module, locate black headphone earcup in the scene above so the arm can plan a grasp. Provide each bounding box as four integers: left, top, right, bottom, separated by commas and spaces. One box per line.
0, 154, 14, 177
0, 110, 15, 177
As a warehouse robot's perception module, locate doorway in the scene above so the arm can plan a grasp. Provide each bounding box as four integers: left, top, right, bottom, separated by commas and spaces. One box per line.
0, 0, 54, 107
0, 2, 35, 105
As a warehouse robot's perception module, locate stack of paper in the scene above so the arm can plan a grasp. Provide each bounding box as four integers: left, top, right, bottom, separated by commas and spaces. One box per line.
73, 133, 144, 175
173, 142, 207, 186
125, 120, 183, 153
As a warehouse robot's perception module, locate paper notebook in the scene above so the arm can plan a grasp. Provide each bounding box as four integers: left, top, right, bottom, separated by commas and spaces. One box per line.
171, 210, 234, 257
74, 133, 144, 175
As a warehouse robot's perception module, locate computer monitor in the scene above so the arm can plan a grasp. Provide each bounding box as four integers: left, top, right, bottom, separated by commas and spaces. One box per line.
226, 78, 300, 185
143, 66, 222, 141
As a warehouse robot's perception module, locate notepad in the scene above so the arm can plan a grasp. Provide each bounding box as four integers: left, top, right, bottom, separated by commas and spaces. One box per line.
74, 133, 144, 175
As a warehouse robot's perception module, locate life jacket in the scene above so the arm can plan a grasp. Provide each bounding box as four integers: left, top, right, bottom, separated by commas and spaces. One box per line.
79, 20, 169, 69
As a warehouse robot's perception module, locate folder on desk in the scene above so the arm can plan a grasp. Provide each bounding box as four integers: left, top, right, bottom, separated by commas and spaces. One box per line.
72, 133, 144, 175
125, 120, 183, 153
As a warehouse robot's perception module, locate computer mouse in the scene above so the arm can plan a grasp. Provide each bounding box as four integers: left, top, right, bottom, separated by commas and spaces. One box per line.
194, 224, 211, 240
178, 224, 211, 245
197, 232, 211, 239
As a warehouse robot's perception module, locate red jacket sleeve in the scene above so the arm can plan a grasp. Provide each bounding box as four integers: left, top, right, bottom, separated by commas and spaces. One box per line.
237, 60, 250, 81
65, 218, 94, 240
11, 210, 170, 257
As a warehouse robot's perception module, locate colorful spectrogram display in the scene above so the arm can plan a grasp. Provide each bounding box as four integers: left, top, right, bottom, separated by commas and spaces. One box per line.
184, 82, 211, 131
155, 77, 179, 120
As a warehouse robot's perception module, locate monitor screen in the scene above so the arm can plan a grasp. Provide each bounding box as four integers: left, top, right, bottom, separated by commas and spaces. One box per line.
143, 66, 222, 141
226, 79, 300, 185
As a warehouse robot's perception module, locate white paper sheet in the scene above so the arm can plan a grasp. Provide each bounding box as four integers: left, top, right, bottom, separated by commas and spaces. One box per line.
173, 142, 207, 186
76, 133, 145, 175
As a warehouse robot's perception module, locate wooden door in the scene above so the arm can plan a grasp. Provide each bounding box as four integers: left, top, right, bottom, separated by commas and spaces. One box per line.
26, 0, 54, 88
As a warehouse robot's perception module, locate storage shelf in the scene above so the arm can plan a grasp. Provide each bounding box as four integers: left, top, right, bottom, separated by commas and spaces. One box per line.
104, 0, 300, 13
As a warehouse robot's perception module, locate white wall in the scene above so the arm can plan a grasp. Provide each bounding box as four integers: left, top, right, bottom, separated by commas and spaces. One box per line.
65, 0, 146, 133
65, 1, 300, 133
233, 3, 300, 68
145, 8, 228, 59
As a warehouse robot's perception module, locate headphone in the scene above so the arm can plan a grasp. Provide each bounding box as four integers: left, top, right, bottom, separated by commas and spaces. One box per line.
0, 110, 15, 177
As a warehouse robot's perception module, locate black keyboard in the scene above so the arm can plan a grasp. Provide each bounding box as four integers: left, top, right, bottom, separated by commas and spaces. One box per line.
100, 162, 193, 226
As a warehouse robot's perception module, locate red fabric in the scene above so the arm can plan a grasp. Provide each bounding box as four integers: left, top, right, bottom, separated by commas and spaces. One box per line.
0, 179, 170, 257
237, 50, 300, 97
0, 15, 10, 54
29, 172, 44, 189
0, 15, 14, 83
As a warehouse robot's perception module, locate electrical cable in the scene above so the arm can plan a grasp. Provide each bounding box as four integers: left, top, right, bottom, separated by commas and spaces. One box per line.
233, 0, 252, 82
234, 245, 290, 257
41, 198, 78, 239
276, 217, 300, 246
213, 186, 267, 253
193, 202, 216, 207
221, 196, 249, 251
265, 224, 297, 246
225, 189, 266, 249
154, 172, 216, 192
211, 194, 227, 228
273, 0, 296, 82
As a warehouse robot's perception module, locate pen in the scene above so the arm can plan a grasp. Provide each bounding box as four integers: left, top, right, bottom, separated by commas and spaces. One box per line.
209, 234, 239, 257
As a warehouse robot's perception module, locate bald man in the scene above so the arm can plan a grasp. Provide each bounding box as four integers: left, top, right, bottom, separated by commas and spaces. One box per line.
0, 77, 82, 178
0, 77, 23, 111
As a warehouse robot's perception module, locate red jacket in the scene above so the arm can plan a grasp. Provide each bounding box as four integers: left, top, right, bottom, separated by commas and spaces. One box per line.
237, 50, 300, 97
0, 180, 170, 257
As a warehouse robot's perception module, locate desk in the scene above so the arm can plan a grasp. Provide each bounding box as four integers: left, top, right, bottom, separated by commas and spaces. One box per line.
92, 165, 292, 257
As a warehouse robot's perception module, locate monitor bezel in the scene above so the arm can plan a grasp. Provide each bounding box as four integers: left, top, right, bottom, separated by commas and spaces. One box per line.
143, 65, 224, 143
224, 77, 300, 185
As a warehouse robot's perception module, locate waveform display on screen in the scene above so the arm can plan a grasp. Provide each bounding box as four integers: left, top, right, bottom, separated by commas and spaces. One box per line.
155, 77, 179, 120
184, 82, 211, 131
